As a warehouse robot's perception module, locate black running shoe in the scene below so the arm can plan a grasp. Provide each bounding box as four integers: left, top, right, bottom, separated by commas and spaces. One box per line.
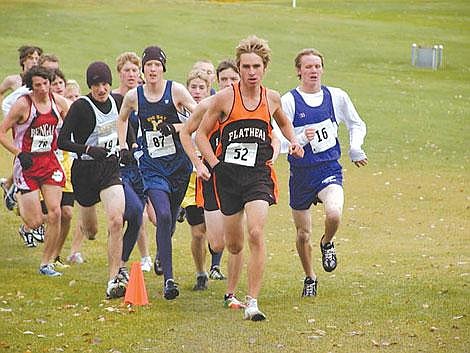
176, 207, 185, 223
302, 276, 318, 297
1, 178, 17, 211
19, 225, 37, 248
192, 273, 208, 291
320, 236, 337, 272
106, 275, 127, 299
31, 224, 45, 243
209, 265, 226, 280
118, 267, 130, 285
164, 279, 179, 300
154, 257, 163, 276
53, 256, 70, 270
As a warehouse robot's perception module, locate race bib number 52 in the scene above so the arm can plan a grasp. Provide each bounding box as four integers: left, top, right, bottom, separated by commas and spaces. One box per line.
224, 142, 258, 167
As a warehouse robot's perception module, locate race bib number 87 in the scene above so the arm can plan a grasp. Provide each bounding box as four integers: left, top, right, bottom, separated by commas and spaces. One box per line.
146, 130, 176, 158
224, 142, 258, 167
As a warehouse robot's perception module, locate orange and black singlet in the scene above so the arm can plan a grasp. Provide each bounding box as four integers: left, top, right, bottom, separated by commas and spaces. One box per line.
216, 82, 274, 168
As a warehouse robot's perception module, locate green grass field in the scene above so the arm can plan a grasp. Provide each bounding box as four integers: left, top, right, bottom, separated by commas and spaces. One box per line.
0, 1, 468, 352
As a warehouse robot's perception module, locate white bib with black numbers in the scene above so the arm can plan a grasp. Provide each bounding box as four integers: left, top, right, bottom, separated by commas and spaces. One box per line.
224, 142, 258, 167
308, 119, 338, 154
97, 123, 118, 155
31, 134, 53, 152
80, 95, 120, 160
145, 130, 176, 158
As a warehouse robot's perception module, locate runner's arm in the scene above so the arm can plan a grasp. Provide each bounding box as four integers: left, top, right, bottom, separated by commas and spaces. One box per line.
53, 93, 70, 118
172, 82, 197, 133
180, 99, 211, 180
195, 97, 223, 169
117, 89, 137, 150
270, 132, 281, 164
331, 87, 367, 166
0, 97, 28, 156
269, 90, 304, 159
0, 75, 17, 97
57, 99, 94, 155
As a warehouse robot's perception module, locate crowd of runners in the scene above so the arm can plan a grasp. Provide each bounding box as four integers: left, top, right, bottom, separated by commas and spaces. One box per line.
0, 35, 367, 321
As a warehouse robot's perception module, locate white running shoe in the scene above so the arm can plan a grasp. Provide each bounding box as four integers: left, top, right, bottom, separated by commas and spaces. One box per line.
39, 263, 62, 277
67, 252, 84, 264
141, 256, 152, 272
243, 296, 266, 321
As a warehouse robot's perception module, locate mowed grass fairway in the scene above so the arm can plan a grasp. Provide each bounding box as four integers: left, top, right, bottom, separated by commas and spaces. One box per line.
0, 1, 469, 352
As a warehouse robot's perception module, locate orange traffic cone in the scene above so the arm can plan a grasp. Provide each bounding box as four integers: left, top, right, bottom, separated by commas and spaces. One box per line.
124, 261, 149, 306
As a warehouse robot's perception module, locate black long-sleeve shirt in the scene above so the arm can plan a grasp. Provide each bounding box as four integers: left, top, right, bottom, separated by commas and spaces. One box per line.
57, 93, 134, 156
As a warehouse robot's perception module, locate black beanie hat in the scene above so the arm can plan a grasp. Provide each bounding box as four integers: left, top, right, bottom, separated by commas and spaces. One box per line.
141, 46, 167, 72
86, 61, 112, 88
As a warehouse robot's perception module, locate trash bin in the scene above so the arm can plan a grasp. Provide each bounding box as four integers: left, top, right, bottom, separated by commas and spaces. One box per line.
411, 44, 444, 70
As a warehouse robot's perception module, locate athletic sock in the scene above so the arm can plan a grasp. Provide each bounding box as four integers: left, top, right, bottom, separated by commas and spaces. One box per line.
208, 243, 223, 268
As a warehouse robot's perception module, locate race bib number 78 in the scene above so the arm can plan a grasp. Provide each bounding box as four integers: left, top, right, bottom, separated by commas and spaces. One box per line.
31, 134, 53, 153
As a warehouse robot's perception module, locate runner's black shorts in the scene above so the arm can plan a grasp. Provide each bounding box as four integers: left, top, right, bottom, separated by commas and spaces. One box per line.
71, 155, 122, 207
214, 163, 277, 216
185, 205, 205, 226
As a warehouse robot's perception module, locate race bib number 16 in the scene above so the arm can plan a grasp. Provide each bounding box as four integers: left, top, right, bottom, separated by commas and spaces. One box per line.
309, 119, 337, 154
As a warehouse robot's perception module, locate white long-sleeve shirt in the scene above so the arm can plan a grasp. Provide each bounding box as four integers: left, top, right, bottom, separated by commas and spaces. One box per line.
2, 85, 30, 117
275, 86, 367, 160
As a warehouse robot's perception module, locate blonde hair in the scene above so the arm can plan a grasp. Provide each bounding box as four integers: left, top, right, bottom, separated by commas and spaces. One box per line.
116, 52, 141, 73
38, 53, 59, 67
192, 59, 214, 70
235, 35, 271, 69
186, 69, 211, 90
66, 79, 80, 91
